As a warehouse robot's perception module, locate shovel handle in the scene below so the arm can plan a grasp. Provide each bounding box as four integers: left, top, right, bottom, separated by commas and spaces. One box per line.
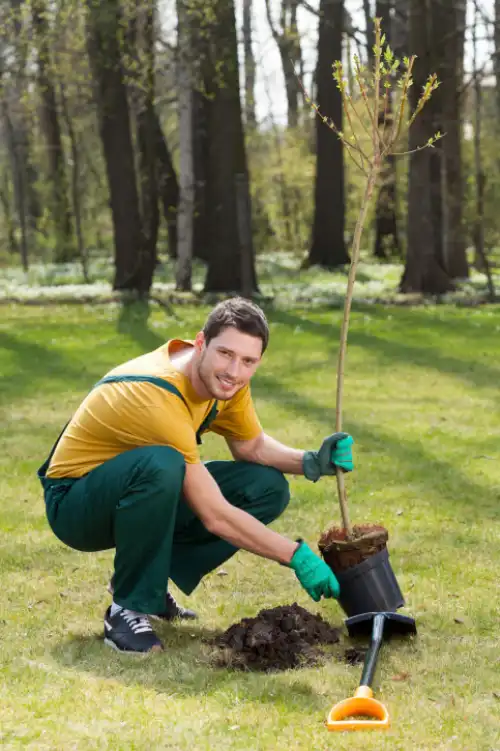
360, 613, 386, 688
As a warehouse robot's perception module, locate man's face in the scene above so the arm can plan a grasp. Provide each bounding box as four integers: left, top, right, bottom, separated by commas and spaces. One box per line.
194, 327, 263, 400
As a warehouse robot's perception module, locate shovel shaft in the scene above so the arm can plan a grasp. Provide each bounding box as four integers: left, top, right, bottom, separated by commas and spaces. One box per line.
360, 613, 386, 688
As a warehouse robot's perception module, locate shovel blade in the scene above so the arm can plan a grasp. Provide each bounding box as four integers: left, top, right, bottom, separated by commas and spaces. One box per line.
346, 611, 417, 638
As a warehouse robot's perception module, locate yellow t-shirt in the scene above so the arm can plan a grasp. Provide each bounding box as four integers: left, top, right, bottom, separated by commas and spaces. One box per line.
46, 339, 262, 478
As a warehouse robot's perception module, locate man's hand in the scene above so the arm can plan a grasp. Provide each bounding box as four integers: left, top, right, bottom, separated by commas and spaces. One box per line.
302, 432, 354, 482
289, 541, 340, 601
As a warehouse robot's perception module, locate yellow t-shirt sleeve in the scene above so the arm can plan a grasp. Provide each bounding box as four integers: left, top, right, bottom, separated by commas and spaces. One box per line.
209, 385, 262, 441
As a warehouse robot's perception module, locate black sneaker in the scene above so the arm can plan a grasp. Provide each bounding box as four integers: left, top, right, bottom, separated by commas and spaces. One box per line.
104, 607, 164, 653
153, 591, 198, 622
107, 576, 198, 621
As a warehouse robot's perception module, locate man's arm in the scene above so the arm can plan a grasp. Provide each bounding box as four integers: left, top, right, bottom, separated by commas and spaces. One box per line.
183, 462, 299, 563
227, 431, 305, 475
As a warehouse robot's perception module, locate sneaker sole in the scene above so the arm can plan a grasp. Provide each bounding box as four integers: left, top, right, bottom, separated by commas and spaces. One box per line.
103, 637, 163, 654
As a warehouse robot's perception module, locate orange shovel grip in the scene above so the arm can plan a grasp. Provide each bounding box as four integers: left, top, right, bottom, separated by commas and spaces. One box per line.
326, 686, 390, 731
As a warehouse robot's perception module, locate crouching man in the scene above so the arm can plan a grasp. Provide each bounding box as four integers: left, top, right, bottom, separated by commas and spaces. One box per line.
37, 298, 354, 653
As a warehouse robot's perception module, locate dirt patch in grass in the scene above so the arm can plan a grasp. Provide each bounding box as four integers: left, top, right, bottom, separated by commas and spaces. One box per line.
211, 603, 341, 672
343, 646, 368, 666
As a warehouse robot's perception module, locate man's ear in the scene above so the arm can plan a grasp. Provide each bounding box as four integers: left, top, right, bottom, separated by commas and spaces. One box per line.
194, 331, 205, 352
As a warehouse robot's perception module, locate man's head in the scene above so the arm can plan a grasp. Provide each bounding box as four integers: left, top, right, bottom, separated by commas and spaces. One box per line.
192, 298, 269, 401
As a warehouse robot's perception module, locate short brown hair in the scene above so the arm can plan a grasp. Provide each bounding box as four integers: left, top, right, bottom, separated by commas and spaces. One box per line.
203, 297, 269, 354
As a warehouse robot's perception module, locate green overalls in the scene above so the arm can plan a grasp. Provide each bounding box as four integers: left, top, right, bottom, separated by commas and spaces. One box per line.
37, 375, 290, 614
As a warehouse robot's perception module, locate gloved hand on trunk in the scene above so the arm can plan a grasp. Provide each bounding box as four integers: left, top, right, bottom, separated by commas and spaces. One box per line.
303, 432, 354, 482
289, 540, 340, 601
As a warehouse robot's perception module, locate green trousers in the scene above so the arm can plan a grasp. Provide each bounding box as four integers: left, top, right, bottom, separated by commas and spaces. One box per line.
42, 446, 290, 614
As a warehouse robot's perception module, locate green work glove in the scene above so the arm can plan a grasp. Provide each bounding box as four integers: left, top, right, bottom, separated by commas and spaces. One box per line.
289, 540, 340, 602
303, 432, 354, 482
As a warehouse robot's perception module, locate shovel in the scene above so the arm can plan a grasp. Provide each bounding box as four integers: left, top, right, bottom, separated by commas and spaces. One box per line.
327, 611, 417, 731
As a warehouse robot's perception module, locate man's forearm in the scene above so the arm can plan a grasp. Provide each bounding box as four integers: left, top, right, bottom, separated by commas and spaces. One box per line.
183, 461, 299, 564
208, 504, 299, 564
237, 432, 305, 475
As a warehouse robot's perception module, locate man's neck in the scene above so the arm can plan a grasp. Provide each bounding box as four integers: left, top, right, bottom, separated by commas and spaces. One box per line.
170, 347, 194, 374
172, 348, 211, 401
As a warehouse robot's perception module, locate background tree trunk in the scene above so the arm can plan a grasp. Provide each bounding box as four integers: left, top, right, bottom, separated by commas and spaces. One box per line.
191, 88, 210, 263
86, 0, 146, 293
176, 0, 194, 290
363, 0, 375, 67
133, 0, 159, 292
392, 0, 409, 58
264, 0, 303, 128
373, 0, 401, 260
32, 0, 74, 262
0, 93, 29, 270
243, 0, 257, 128
440, 0, 468, 279
59, 83, 88, 281
495, 0, 500, 121
400, 0, 453, 295
151, 110, 178, 257
203, 0, 258, 294
307, 0, 348, 269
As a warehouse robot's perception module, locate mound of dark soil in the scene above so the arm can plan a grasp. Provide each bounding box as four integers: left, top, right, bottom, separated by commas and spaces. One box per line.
212, 603, 341, 672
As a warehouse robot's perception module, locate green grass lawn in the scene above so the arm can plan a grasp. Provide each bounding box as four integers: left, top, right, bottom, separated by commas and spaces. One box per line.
1, 300, 499, 750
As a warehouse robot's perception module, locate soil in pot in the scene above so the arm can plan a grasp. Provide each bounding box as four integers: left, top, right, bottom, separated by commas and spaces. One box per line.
210, 603, 341, 672
318, 524, 389, 573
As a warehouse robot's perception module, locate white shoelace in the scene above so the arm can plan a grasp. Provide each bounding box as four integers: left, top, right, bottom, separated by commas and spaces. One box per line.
120, 609, 153, 635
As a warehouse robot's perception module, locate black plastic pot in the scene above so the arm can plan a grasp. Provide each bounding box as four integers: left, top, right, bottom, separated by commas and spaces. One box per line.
335, 547, 405, 618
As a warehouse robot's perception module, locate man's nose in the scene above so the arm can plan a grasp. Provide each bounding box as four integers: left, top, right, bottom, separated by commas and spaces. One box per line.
226, 358, 240, 378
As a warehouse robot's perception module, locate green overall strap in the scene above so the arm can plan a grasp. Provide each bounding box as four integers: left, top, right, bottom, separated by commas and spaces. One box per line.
94, 374, 189, 408
95, 375, 218, 445
196, 399, 219, 445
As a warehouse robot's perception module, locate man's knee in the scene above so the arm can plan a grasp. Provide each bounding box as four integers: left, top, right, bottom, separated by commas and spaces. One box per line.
255, 465, 290, 517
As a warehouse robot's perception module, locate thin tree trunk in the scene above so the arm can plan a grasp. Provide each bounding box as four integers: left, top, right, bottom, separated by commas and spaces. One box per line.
134, 0, 159, 292
59, 83, 88, 282
307, 0, 348, 269
264, 0, 303, 128
1, 96, 29, 270
32, 0, 74, 262
191, 88, 210, 262
495, 0, 500, 120
176, 0, 194, 290
151, 110, 179, 257
441, 0, 467, 278
471, 1, 494, 301
392, 0, 409, 59
373, 0, 401, 260
6, 0, 40, 232
243, 0, 257, 127
363, 0, 375, 66
0, 173, 19, 256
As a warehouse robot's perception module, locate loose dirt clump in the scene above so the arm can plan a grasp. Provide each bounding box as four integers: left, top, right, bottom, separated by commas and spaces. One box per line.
343, 646, 367, 666
211, 603, 341, 672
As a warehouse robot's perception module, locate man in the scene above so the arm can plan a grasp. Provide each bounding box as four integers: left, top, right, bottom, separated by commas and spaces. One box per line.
38, 298, 354, 654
